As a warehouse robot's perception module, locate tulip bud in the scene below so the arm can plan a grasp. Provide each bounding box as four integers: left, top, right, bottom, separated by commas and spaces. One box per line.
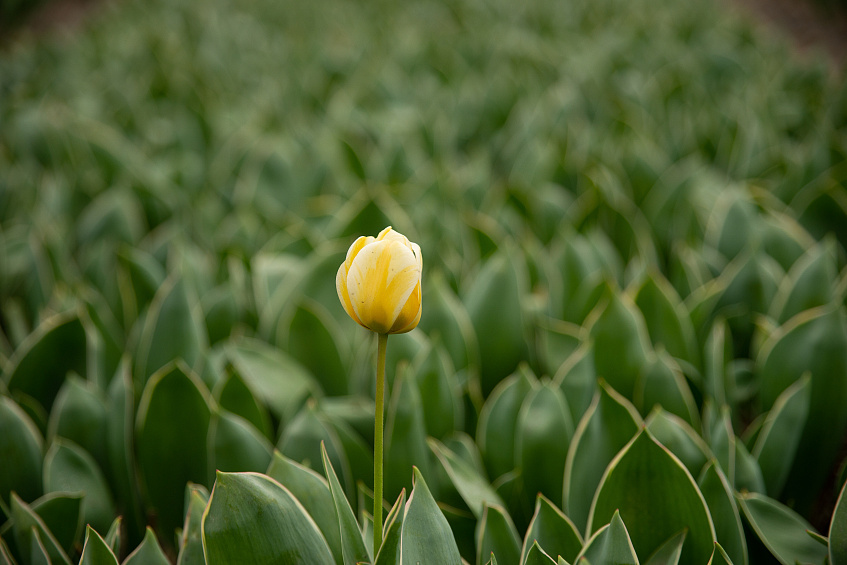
336, 227, 422, 334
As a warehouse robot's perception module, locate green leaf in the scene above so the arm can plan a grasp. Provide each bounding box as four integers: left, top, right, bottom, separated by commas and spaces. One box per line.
123, 527, 169, 565
411, 342, 463, 440
374, 489, 406, 565
516, 382, 572, 508
634, 272, 700, 368
213, 369, 272, 442
47, 375, 108, 476
202, 471, 335, 564
104, 517, 121, 557
477, 368, 535, 481
0, 395, 43, 507
79, 525, 119, 565
4, 311, 87, 412
521, 494, 583, 565
576, 510, 638, 565
464, 252, 527, 397
696, 462, 747, 565
588, 430, 715, 565
645, 408, 710, 480
524, 541, 558, 564
321, 444, 369, 565
266, 451, 342, 565
398, 468, 462, 564
29, 491, 84, 556
385, 365, 431, 502
225, 338, 317, 426
589, 292, 653, 400
29, 527, 51, 565
553, 343, 597, 425
703, 319, 732, 405
707, 543, 735, 565
429, 439, 504, 519
136, 362, 211, 539
734, 441, 765, 495
769, 239, 837, 325
634, 351, 699, 428
209, 409, 273, 474
10, 493, 71, 565
176, 485, 211, 565
757, 305, 847, 511
830, 481, 847, 565
476, 504, 521, 565
564, 380, 641, 532
644, 530, 686, 565
135, 275, 207, 385
736, 492, 827, 565
0, 537, 14, 565
751, 374, 810, 498
43, 438, 115, 534
284, 300, 349, 397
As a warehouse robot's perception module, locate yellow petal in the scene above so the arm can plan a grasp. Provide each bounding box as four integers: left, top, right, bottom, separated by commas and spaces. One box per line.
336, 263, 363, 327
345, 235, 375, 271
390, 282, 421, 333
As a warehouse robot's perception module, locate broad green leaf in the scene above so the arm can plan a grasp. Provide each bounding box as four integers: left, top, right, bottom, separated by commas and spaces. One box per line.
536, 318, 581, 379
707, 543, 735, 565
634, 272, 699, 368
708, 406, 735, 486
589, 292, 652, 400
213, 370, 272, 442
136, 362, 211, 539
284, 300, 349, 397
734, 441, 765, 495
4, 311, 86, 411
521, 494, 582, 565
429, 439, 504, 519
524, 541, 558, 564
634, 351, 699, 428
202, 471, 335, 564
328, 416, 374, 497
757, 305, 847, 511
830, 481, 847, 565
123, 527, 169, 565
769, 239, 837, 324
47, 375, 108, 475
588, 430, 715, 565
29, 527, 51, 565
476, 504, 521, 565
266, 451, 342, 565
30, 491, 83, 556
553, 343, 597, 425
577, 510, 638, 565
751, 374, 810, 498
516, 382, 572, 508
79, 525, 119, 565
104, 517, 121, 557
736, 492, 827, 565
644, 530, 686, 565
703, 319, 732, 405
225, 338, 317, 426
645, 408, 711, 480
135, 275, 206, 385
321, 444, 369, 565
0, 395, 43, 506
696, 462, 747, 565
411, 343, 463, 440
209, 409, 273, 474
10, 493, 71, 565
43, 438, 115, 534
399, 468, 462, 564
464, 252, 527, 397
384, 365, 430, 502
564, 381, 641, 532
374, 489, 406, 565
0, 537, 14, 565
416, 273, 478, 376
477, 368, 535, 481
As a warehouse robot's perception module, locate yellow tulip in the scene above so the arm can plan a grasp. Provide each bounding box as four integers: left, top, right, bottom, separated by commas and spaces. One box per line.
336, 226, 422, 334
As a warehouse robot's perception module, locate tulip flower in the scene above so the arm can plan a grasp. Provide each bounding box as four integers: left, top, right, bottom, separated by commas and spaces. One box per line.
336, 226, 421, 553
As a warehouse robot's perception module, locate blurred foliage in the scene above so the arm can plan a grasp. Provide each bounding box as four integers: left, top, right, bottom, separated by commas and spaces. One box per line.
1, 0, 847, 562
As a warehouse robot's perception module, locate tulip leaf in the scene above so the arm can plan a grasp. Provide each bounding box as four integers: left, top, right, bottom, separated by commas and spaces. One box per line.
4, 311, 87, 412
645, 408, 711, 480
643, 530, 686, 565
769, 239, 836, 325
707, 543, 735, 565
830, 481, 847, 565
9, 493, 72, 565
589, 291, 653, 400
176, 485, 208, 565
43, 438, 115, 535
321, 443, 370, 565
736, 492, 827, 565
47, 375, 109, 475
564, 380, 641, 532
29, 491, 84, 556
136, 362, 211, 539
29, 527, 52, 565
634, 351, 699, 428
696, 462, 747, 565
524, 541, 558, 564
285, 300, 349, 397
385, 365, 431, 502
266, 451, 342, 565
476, 504, 521, 565
202, 471, 335, 564
209, 408, 273, 474
213, 369, 272, 442
634, 272, 699, 368
757, 305, 847, 511
104, 516, 122, 556
374, 489, 406, 565
751, 373, 811, 498
577, 510, 638, 565
554, 343, 597, 425
588, 430, 715, 565
477, 368, 535, 481
430, 438, 504, 519
123, 527, 169, 565
399, 468, 462, 564
79, 525, 119, 565
521, 494, 582, 565
0, 395, 43, 507
412, 343, 463, 440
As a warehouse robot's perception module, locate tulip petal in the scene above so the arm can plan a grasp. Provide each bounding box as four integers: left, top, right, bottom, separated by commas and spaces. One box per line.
336, 264, 363, 328
390, 282, 422, 333
345, 236, 374, 271
347, 240, 420, 334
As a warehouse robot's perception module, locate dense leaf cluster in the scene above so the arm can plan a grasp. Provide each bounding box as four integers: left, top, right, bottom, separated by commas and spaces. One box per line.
1, 0, 847, 562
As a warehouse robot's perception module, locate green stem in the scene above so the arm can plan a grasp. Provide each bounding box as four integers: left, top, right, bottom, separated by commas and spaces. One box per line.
374, 332, 388, 555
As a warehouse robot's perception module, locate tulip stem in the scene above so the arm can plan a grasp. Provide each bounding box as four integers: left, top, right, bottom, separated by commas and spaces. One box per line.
374, 332, 388, 555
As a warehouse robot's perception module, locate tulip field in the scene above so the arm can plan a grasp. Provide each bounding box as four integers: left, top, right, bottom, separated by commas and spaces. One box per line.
2, 0, 847, 561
